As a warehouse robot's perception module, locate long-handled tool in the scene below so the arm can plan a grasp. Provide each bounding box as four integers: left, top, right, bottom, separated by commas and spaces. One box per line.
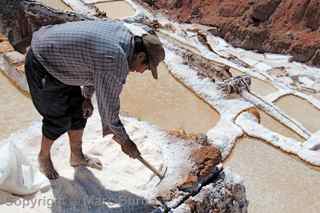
137, 155, 167, 182
113, 136, 167, 182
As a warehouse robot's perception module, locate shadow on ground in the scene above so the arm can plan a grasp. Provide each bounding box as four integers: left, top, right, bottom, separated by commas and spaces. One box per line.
50, 167, 154, 213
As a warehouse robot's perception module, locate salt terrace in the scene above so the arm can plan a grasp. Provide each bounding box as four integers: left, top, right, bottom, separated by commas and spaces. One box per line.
0, 0, 319, 212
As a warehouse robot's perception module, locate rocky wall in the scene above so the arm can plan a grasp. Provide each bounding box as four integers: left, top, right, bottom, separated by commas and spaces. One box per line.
0, 0, 92, 53
140, 0, 320, 67
0, 33, 29, 93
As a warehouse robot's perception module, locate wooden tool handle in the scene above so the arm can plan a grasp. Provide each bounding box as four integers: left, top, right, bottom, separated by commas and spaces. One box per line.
137, 155, 163, 179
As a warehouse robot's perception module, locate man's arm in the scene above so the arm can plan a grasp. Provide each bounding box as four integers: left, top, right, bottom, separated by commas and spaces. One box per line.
93, 51, 140, 158
93, 71, 127, 138
95, 74, 140, 158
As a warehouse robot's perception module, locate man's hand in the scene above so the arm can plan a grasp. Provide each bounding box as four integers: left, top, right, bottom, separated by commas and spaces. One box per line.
82, 98, 93, 118
121, 140, 141, 159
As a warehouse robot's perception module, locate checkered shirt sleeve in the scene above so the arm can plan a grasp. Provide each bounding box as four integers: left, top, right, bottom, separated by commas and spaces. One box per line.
94, 50, 130, 144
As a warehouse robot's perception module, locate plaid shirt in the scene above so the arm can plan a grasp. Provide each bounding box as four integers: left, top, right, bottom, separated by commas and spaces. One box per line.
31, 20, 135, 144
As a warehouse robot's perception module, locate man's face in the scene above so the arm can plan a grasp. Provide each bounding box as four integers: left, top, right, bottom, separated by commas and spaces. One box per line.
134, 61, 148, 74
130, 52, 149, 74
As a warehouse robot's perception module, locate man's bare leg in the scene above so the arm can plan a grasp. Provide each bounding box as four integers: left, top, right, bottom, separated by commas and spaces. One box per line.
38, 136, 60, 179
68, 129, 103, 170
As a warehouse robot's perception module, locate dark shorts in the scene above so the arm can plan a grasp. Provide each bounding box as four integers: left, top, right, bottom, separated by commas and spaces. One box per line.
25, 49, 87, 140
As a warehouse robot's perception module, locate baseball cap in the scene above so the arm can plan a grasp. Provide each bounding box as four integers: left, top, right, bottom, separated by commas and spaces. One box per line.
142, 34, 165, 79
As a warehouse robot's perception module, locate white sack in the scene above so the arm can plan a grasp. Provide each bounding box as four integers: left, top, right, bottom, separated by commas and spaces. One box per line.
0, 142, 49, 195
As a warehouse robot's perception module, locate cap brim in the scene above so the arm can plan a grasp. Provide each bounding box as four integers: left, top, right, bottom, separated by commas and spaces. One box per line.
150, 63, 158, 80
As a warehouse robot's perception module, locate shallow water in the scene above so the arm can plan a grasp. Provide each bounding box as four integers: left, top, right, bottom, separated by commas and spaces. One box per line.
95, 1, 135, 19
37, 0, 71, 11
274, 95, 320, 133
121, 63, 220, 133
225, 137, 320, 213
259, 110, 304, 142
0, 73, 40, 141
230, 68, 278, 96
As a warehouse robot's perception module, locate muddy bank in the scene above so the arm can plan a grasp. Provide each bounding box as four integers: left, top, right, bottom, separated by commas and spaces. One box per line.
140, 0, 320, 68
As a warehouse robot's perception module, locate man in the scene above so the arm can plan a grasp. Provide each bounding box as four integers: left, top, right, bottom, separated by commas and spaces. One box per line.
25, 20, 165, 179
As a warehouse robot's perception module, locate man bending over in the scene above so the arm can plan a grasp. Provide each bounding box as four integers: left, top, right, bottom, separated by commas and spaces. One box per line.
25, 20, 165, 179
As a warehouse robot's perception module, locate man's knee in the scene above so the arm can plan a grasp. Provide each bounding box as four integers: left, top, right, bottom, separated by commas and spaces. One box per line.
70, 117, 87, 130
42, 117, 71, 140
